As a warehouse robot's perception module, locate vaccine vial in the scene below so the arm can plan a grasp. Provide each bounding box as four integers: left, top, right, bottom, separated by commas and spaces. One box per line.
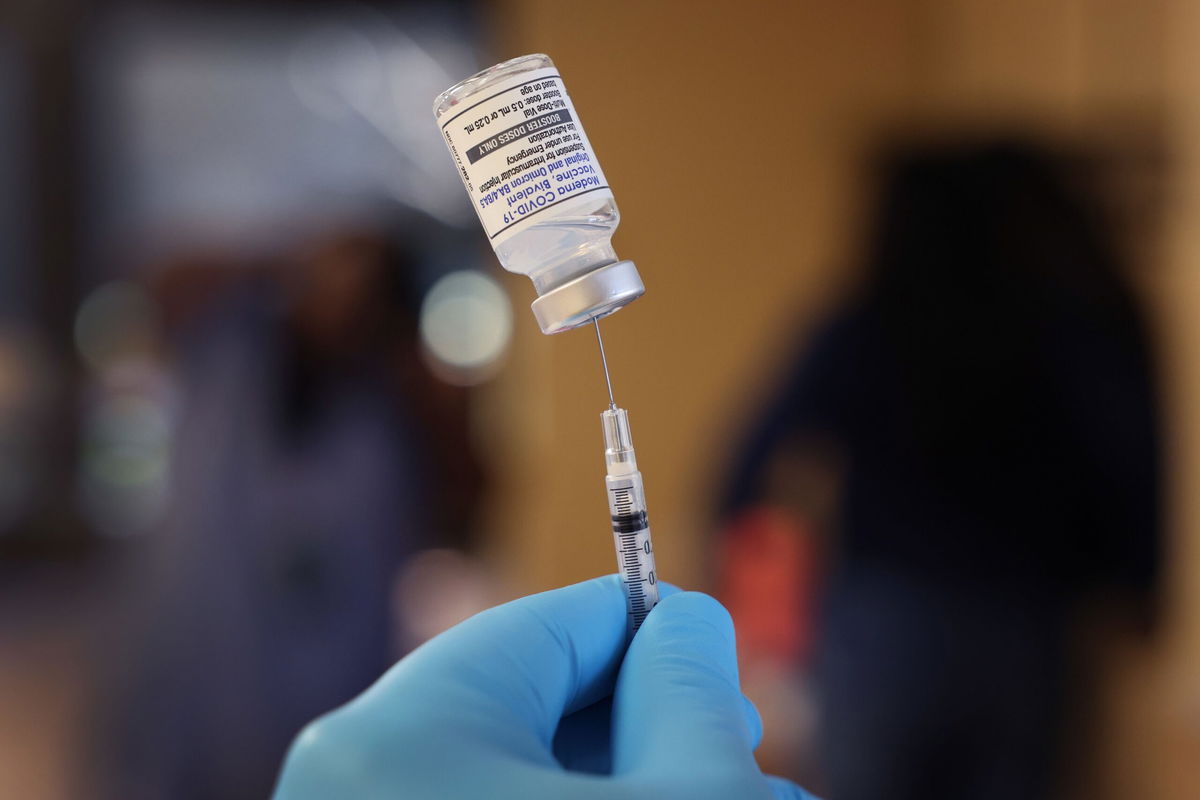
434, 54, 644, 334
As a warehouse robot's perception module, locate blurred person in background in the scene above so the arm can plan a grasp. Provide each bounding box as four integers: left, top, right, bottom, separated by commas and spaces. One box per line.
93, 229, 486, 800
720, 139, 1162, 800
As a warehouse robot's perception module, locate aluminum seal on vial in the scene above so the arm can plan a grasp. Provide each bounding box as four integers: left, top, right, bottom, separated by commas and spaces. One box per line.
531, 260, 644, 334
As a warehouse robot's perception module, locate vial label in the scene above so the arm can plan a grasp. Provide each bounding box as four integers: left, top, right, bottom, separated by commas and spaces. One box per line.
438, 67, 613, 246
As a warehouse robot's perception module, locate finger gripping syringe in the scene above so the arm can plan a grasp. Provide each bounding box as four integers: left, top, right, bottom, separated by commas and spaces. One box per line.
594, 321, 659, 635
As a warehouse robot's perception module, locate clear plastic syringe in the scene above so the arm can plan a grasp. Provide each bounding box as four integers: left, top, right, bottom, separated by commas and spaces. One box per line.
593, 319, 659, 635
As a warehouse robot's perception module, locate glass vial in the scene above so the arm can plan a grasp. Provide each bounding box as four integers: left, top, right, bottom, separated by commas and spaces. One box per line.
434, 54, 644, 334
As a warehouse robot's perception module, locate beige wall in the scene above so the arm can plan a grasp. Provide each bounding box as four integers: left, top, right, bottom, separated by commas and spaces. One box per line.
484, 0, 1196, 796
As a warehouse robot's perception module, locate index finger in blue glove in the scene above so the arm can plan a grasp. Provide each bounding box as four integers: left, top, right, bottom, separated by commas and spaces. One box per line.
354, 575, 630, 761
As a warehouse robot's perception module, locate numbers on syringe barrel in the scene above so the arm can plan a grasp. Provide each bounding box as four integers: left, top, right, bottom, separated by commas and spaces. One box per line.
608, 484, 657, 631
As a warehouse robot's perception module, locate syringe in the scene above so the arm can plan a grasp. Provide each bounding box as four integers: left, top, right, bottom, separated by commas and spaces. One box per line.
593, 319, 660, 635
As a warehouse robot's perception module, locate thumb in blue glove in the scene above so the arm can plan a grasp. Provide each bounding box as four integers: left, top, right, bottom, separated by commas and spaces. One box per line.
273, 575, 817, 799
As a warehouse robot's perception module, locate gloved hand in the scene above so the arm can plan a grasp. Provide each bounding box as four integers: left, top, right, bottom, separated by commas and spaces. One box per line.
273, 575, 816, 799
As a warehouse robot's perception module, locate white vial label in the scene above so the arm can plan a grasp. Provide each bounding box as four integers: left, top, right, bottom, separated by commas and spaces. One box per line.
439, 67, 613, 247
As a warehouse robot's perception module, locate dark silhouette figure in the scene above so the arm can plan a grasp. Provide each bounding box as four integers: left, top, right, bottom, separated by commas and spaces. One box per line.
724, 139, 1161, 800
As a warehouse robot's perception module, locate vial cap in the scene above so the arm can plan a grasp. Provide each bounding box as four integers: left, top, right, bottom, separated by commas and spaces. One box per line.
530, 260, 644, 334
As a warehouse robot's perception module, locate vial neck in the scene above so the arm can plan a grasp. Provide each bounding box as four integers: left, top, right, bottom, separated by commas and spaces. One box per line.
531, 242, 619, 295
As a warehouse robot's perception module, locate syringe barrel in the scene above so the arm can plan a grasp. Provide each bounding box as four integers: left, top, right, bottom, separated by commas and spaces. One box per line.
606, 471, 658, 634
601, 407, 659, 634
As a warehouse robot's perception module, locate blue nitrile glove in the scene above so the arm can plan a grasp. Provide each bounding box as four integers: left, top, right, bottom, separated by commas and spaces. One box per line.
273, 575, 817, 799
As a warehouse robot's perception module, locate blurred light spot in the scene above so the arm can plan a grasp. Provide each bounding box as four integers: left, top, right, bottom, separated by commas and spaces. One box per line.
419, 270, 511, 385
74, 281, 160, 372
392, 549, 497, 652
80, 392, 171, 537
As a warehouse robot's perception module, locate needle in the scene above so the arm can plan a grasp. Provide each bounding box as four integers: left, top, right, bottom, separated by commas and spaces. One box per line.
593, 316, 616, 410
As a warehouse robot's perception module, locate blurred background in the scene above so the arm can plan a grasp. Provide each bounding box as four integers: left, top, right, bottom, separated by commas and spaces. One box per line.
2, 0, 1199, 798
